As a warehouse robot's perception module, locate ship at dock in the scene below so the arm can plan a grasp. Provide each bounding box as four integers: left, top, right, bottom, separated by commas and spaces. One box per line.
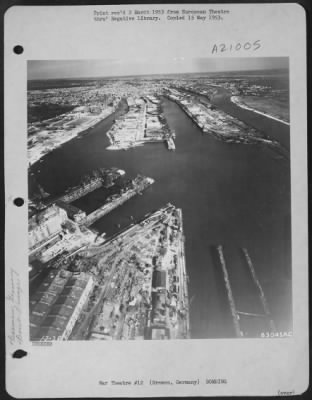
81, 174, 154, 227
49, 167, 125, 204
166, 137, 176, 151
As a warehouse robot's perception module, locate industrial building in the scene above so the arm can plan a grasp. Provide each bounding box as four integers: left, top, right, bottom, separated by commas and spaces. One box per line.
29, 205, 68, 253
30, 271, 94, 341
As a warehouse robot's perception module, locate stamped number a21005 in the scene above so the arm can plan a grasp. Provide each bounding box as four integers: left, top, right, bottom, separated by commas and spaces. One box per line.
212, 40, 261, 54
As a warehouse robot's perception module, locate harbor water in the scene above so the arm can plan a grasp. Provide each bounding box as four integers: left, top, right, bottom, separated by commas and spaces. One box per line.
30, 97, 291, 338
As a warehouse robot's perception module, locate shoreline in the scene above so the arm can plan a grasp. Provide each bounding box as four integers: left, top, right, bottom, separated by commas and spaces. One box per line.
167, 95, 262, 145
231, 96, 290, 126
166, 95, 289, 158
106, 130, 165, 151
176, 208, 190, 338
28, 105, 120, 167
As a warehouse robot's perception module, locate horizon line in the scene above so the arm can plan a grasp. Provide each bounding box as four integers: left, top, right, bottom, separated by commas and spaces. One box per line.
27, 67, 289, 82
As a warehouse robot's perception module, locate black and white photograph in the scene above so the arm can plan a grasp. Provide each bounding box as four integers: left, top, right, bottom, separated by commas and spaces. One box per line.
28, 57, 291, 341
4, 3, 308, 397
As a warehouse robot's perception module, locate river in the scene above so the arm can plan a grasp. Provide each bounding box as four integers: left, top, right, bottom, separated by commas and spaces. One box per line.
30, 97, 292, 338
210, 86, 290, 150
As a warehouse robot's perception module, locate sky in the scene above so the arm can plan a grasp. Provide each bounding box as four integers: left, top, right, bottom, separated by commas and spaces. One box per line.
28, 57, 289, 80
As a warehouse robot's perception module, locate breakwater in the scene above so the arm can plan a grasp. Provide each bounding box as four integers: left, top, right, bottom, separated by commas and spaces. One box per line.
242, 247, 276, 332
217, 245, 242, 337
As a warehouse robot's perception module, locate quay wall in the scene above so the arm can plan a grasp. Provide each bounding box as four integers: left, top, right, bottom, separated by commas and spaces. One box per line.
60, 179, 103, 203
82, 177, 154, 227
166, 95, 283, 149
83, 189, 138, 227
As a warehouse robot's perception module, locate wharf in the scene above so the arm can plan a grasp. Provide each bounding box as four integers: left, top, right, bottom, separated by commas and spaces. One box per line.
167, 94, 277, 147
176, 208, 190, 338
78, 203, 190, 340
49, 168, 124, 204
82, 176, 154, 227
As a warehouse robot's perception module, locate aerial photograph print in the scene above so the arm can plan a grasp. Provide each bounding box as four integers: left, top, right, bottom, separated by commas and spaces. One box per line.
27, 57, 292, 341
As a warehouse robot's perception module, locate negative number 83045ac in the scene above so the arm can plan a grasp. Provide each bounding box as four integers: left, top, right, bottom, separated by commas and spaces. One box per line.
261, 331, 293, 338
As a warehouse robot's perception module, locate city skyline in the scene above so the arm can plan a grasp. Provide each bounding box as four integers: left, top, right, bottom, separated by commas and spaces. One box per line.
28, 57, 289, 80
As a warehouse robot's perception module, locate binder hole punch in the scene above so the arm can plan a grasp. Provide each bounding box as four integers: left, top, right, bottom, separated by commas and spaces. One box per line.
12, 349, 27, 359
13, 45, 24, 54
13, 197, 24, 207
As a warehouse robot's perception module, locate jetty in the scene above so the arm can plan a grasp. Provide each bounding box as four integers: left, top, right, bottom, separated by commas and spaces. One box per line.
241, 247, 276, 332
217, 245, 243, 337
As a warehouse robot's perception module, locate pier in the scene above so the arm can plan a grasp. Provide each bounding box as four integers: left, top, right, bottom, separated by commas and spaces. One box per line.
176, 208, 190, 338
60, 178, 103, 203
216, 245, 276, 336
81, 176, 154, 227
241, 248, 276, 332
217, 245, 243, 337
71, 203, 190, 340
46, 168, 124, 204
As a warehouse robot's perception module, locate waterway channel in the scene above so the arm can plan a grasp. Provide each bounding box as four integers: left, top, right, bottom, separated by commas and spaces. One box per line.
30, 98, 292, 338
209, 86, 290, 150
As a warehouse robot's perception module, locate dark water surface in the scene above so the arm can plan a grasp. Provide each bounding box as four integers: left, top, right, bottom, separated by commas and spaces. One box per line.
31, 98, 291, 338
